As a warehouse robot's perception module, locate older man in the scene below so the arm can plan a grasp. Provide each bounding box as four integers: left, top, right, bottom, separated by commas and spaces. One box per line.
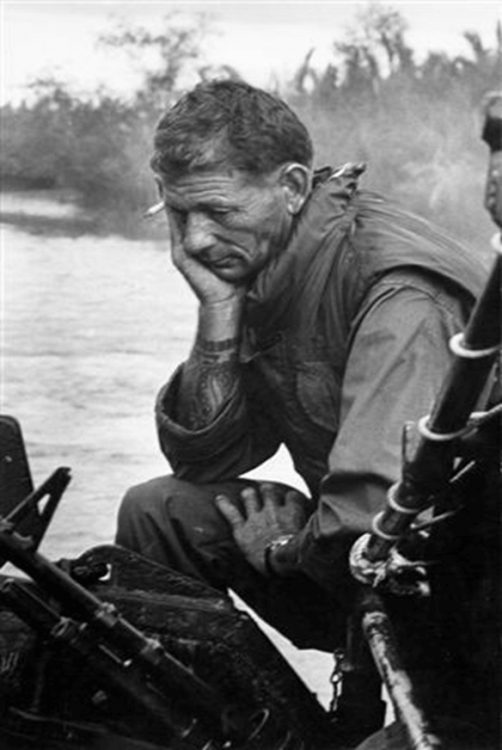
116, 80, 485, 650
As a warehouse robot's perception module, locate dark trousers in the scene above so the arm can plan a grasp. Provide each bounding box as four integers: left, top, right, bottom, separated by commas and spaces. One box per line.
115, 475, 343, 650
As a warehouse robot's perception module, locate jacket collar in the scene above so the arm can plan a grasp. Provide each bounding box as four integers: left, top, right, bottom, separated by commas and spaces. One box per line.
245, 163, 365, 336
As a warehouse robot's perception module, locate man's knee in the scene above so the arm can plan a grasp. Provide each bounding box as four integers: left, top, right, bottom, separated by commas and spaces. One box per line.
115, 474, 238, 552
115, 474, 244, 580
118, 475, 176, 522
115, 475, 181, 550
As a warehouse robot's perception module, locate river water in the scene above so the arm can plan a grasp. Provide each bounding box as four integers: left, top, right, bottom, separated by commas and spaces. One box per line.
0, 196, 332, 705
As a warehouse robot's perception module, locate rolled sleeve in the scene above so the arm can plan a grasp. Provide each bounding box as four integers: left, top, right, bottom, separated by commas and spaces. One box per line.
156, 364, 280, 482
297, 272, 469, 592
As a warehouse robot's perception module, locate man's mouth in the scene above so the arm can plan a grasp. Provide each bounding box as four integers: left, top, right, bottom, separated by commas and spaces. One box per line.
211, 258, 236, 267
203, 253, 241, 269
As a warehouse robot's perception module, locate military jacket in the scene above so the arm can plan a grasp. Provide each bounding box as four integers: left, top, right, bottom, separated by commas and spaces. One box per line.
156, 166, 487, 591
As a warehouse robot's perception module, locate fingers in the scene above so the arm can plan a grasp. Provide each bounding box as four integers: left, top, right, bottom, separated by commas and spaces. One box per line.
166, 208, 184, 267
215, 487, 261, 524
215, 485, 310, 530
258, 481, 277, 502
214, 494, 244, 530
241, 486, 261, 515
260, 484, 311, 527
285, 488, 311, 510
260, 483, 308, 508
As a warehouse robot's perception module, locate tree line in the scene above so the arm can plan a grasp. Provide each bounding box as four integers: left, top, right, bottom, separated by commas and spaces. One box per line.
1, 4, 501, 251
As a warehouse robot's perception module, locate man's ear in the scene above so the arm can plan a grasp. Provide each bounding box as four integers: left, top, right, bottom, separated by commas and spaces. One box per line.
279, 163, 312, 215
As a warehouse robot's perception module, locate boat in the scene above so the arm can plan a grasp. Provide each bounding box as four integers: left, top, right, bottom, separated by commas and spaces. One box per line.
0, 97, 500, 750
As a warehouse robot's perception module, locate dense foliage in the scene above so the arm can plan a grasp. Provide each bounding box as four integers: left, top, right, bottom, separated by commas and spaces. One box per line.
1, 5, 501, 250
287, 6, 502, 257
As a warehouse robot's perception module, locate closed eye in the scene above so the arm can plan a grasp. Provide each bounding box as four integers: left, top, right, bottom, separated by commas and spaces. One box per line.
205, 206, 236, 223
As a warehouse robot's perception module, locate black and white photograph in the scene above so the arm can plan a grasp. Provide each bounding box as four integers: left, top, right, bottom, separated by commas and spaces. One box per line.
1, 1, 501, 748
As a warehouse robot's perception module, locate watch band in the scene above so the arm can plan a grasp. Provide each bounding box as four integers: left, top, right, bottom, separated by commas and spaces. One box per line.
264, 534, 297, 577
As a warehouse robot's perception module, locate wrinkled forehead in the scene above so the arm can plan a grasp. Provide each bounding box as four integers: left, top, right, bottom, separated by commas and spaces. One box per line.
158, 156, 278, 194
159, 167, 268, 210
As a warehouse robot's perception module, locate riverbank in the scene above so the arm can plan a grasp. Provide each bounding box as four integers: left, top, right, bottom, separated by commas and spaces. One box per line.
0, 189, 165, 239
0, 189, 94, 235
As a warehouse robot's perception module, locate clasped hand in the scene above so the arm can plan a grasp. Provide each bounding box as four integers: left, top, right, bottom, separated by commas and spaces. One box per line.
215, 483, 311, 575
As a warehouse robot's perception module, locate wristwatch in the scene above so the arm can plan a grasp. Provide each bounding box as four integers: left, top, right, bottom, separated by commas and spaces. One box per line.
264, 534, 298, 577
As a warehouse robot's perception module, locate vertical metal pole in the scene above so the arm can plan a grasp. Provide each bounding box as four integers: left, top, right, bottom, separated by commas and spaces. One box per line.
360, 591, 443, 750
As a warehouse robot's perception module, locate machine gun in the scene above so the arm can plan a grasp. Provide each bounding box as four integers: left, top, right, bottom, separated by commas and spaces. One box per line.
0, 525, 242, 748
347, 94, 502, 750
0, 428, 332, 749
0, 458, 337, 750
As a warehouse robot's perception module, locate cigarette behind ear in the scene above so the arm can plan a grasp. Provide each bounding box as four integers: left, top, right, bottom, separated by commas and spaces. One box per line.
143, 201, 165, 219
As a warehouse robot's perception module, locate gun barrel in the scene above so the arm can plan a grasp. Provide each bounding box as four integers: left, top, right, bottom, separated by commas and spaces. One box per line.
0, 577, 197, 743
0, 527, 226, 728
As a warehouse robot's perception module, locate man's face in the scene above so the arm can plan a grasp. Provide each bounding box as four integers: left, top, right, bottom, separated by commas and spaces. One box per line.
159, 166, 294, 283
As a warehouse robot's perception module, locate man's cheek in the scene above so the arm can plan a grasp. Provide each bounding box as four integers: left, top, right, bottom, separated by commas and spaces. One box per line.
221, 230, 259, 257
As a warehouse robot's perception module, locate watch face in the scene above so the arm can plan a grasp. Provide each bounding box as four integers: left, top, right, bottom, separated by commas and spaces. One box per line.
273, 535, 295, 551
265, 535, 297, 576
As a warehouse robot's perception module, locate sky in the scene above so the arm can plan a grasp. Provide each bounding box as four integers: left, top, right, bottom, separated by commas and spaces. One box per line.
1, 1, 501, 104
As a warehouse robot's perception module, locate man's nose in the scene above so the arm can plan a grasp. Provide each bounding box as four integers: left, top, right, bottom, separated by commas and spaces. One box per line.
183, 212, 215, 255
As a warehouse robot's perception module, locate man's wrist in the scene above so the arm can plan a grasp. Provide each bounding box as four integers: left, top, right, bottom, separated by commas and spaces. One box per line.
195, 334, 240, 355
197, 298, 243, 344
264, 534, 300, 577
